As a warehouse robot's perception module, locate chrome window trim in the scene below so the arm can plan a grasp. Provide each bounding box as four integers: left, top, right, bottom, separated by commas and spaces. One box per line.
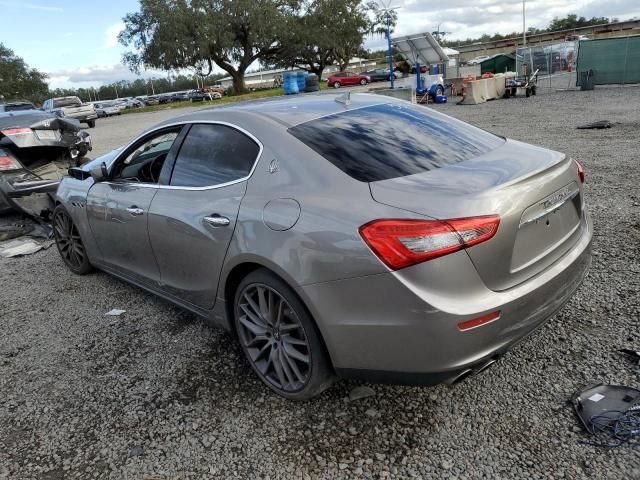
106, 120, 264, 191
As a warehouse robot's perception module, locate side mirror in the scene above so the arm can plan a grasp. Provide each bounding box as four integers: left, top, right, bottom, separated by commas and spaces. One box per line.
90, 162, 108, 182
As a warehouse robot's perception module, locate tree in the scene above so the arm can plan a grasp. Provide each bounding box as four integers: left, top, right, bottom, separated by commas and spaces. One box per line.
0, 43, 49, 103
548, 14, 614, 32
272, 0, 371, 78
120, 0, 299, 94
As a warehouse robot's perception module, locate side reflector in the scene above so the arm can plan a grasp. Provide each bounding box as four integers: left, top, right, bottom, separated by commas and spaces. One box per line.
457, 311, 501, 331
575, 159, 585, 184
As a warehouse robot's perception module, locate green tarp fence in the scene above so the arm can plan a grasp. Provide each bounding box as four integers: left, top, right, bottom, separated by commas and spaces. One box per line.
480, 55, 516, 75
576, 35, 640, 85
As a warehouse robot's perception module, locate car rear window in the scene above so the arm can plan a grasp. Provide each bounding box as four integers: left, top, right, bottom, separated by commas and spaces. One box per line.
288, 103, 505, 182
53, 97, 81, 108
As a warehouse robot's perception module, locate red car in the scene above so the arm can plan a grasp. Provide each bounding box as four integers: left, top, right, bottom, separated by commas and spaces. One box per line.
327, 71, 371, 88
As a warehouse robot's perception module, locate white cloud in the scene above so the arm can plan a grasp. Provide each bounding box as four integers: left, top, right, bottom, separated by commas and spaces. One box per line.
365, 0, 640, 49
104, 22, 125, 49
0, 1, 62, 12
47, 64, 145, 88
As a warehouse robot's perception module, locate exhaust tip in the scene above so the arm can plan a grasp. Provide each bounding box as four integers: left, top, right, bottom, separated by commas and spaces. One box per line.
447, 369, 473, 385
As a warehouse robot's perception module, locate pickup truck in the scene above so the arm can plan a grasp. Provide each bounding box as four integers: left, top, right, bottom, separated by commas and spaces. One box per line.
42, 96, 98, 128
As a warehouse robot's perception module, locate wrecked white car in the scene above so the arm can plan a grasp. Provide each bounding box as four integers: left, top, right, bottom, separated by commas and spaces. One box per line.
0, 110, 92, 219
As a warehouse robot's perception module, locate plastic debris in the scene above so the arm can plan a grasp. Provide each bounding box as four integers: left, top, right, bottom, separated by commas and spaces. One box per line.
105, 309, 126, 316
577, 120, 612, 129
349, 386, 376, 402
0, 238, 53, 258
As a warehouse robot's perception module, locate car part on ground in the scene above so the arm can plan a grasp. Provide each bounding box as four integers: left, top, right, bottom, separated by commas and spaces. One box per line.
52, 94, 591, 399
572, 383, 640, 447
0, 110, 92, 219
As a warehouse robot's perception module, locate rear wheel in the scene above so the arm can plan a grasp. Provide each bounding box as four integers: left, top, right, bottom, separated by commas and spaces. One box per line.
53, 205, 92, 275
360, 78, 367, 85
333, 81, 341, 88
87, 120, 96, 128
234, 269, 334, 400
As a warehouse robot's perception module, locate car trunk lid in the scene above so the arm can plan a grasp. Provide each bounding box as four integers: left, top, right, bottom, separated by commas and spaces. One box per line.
369, 139, 585, 290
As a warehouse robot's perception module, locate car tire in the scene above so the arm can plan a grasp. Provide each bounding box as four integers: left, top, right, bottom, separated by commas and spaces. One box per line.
360, 79, 367, 85
333, 81, 341, 88
53, 205, 93, 275
87, 120, 96, 128
234, 269, 334, 400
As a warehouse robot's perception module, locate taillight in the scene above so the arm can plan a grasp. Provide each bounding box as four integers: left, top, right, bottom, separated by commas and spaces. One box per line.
0, 155, 22, 171
575, 159, 585, 184
359, 216, 500, 270
1, 128, 31, 136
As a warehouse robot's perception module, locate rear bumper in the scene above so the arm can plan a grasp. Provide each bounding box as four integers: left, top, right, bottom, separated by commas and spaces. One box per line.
299, 211, 592, 385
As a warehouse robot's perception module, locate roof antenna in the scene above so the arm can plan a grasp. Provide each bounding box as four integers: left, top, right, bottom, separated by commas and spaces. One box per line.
334, 91, 351, 106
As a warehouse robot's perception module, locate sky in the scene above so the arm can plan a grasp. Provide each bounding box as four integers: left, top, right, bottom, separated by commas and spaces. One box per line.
1, 0, 639, 89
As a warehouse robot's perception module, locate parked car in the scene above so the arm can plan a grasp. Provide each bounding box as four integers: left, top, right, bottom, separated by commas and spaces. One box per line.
409, 65, 429, 74
0, 110, 91, 217
0, 101, 37, 112
189, 90, 223, 102
466, 55, 491, 66
53, 94, 591, 400
93, 101, 121, 118
361, 68, 395, 82
327, 71, 371, 88
142, 96, 160, 106
42, 96, 98, 128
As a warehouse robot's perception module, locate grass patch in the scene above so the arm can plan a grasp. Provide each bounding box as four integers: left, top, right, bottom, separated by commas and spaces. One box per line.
121, 85, 327, 115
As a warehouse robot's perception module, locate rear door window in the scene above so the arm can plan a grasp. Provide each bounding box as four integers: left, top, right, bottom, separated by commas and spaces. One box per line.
288, 103, 505, 182
170, 124, 260, 188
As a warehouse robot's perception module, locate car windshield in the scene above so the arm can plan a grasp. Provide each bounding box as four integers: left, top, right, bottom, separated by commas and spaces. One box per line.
288, 103, 505, 182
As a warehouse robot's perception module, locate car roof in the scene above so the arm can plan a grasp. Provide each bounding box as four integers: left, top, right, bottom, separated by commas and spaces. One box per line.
162, 93, 398, 129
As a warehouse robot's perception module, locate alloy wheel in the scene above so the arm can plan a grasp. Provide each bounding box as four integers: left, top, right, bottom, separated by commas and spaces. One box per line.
236, 284, 311, 392
53, 209, 86, 270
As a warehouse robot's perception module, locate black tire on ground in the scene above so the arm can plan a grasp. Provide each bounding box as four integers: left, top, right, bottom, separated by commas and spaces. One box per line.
333, 81, 341, 88
360, 79, 367, 85
87, 120, 96, 128
504, 88, 511, 98
526, 87, 531, 98
53, 205, 93, 275
531, 85, 537, 96
435, 85, 444, 96
234, 268, 334, 400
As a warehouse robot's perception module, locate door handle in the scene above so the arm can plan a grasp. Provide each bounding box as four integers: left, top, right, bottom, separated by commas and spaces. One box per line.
204, 214, 230, 227
126, 206, 145, 216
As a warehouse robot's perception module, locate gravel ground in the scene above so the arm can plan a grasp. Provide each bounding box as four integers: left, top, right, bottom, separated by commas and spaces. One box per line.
1, 78, 639, 479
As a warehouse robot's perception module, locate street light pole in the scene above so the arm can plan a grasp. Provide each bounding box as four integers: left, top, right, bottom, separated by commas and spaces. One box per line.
385, 11, 394, 89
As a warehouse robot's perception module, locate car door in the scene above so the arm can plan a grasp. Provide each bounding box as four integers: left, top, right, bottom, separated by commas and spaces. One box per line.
344, 73, 357, 85
86, 126, 185, 286
147, 122, 261, 310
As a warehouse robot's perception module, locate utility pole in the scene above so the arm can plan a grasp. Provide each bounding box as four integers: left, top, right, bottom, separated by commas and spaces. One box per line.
114, 84, 119, 99
150, 79, 155, 96
522, 0, 527, 47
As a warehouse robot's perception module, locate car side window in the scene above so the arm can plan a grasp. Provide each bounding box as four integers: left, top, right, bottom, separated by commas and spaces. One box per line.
111, 129, 180, 184
170, 124, 260, 188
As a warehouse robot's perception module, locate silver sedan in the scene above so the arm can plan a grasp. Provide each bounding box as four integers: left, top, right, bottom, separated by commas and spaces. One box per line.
53, 94, 592, 399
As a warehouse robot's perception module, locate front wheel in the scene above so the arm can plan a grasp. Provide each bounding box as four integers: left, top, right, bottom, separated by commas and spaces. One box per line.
234, 269, 334, 400
333, 81, 341, 88
87, 120, 96, 128
53, 205, 93, 275
360, 79, 367, 86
